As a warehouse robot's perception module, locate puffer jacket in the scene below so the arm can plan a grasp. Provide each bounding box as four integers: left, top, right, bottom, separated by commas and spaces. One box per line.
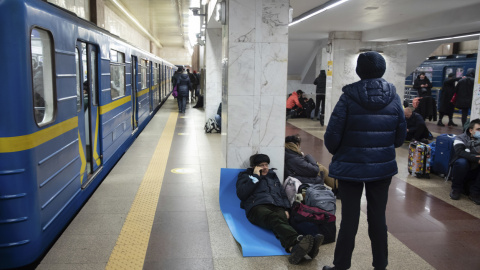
324, 78, 407, 182
451, 129, 480, 169
455, 68, 475, 109
236, 168, 291, 215
313, 71, 326, 94
413, 75, 432, 97
286, 92, 303, 109
284, 142, 324, 185
176, 74, 192, 97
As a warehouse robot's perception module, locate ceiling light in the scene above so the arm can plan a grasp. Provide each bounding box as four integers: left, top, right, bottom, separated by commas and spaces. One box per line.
289, 0, 350, 27
408, 32, 480, 44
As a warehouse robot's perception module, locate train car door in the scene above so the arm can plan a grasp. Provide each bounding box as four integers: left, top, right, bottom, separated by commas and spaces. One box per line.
76, 41, 102, 188
148, 61, 153, 113
131, 56, 138, 131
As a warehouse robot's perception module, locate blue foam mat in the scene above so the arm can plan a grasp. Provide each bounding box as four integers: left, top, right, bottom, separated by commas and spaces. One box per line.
219, 168, 289, 257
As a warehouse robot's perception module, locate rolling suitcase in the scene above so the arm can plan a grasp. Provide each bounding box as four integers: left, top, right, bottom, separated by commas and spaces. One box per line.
433, 134, 456, 176
408, 141, 431, 178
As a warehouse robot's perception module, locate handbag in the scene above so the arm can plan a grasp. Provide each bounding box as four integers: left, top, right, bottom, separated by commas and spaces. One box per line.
451, 93, 457, 104
172, 85, 178, 97
289, 202, 336, 244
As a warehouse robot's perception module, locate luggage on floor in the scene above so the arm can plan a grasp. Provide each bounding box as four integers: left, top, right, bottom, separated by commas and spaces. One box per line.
289, 202, 336, 244
204, 118, 220, 133
433, 134, 456, 176
301, 184, 336, 215
408, 141, 431, 178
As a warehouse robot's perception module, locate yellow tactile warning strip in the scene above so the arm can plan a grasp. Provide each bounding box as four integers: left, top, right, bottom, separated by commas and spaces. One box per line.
106, 112, 178, 270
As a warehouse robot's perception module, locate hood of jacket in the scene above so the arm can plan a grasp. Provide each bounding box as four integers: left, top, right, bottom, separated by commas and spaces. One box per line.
343, 78, 396, 111
466, 68, 475, 77
285, 142, 302, 155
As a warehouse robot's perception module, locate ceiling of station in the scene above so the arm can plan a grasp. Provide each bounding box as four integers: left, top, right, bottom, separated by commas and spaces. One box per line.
111, 0, 480, 75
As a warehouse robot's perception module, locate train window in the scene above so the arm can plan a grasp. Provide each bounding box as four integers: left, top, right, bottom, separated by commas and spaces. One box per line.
456, 68, 464, 78
110, 50, 125, 99
141, 59, 147, 89
31, 28, 55, 126
90, 48, 97, 105
75, 48, 81, 112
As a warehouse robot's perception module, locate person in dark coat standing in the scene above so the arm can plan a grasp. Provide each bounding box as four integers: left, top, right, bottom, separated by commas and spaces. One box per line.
413, 72, 432, 97
236, 154, 323, 265
322, 52, 407, 270
313, 70, 327, 126
284, 135, 324, 185
438, 73, 461, 126
455, 68, 475, 127
175, 71, 192, 113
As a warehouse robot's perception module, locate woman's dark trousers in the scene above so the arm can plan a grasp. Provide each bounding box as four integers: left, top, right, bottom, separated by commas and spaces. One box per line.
333, 178, 391, 270
247, 204, 298, 251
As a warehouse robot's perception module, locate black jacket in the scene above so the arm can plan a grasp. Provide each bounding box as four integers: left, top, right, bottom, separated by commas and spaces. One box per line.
236, 168, 291, 215
452, 130, 480, 169
438, 77, 461, 113
284, 144, 323, 185
176, 74, 192, 97
455, 68, 475, 109
413, 75, 432, 97
406, 111, 425, 134
313, 71, 327, 94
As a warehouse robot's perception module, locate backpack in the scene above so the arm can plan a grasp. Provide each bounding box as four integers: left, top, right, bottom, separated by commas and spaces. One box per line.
283, 176, 302, 206
301, 183, 336, 215
204, 118, 220, 133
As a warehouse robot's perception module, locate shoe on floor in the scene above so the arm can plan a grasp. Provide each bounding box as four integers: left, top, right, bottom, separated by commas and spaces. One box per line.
450, 189, 461, 200
448, 121, 458, 127
323, 266, 346, 270
469, 194, 480, 205
288, 235, 314, 265
306, 234, 324, 260
437, 120, 445, 126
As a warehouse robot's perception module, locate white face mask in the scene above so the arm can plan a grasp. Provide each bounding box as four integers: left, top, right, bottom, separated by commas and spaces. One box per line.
474, 131, 480, 140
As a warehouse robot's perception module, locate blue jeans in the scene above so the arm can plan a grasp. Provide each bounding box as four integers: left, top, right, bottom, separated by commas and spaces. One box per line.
178, 96, 187, 113
451, 158, 480, 195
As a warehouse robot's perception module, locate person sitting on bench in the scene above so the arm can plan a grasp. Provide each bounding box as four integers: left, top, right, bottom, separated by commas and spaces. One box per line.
404, 107, 431, 144
236, 154, 323, 264
449, 118, 480, 205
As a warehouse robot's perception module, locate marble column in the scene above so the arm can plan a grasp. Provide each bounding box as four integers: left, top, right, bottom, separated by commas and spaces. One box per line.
468, 36, 480, 120
205, 28, 223, 121
223, 0, 289, 176
324, 31, 407, 126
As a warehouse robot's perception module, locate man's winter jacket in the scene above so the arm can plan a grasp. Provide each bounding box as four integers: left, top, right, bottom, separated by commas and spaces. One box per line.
313, 71, 327, 94
413, 75, 432, 97
452, 129, 480, 169
324, 78, 407, 182
438, 77, 461, 113
236, 168, 291, 215
284, 142, 324, 185
176, 74, 192, 97
455, 68, 475, 109
286, 92, 303, 109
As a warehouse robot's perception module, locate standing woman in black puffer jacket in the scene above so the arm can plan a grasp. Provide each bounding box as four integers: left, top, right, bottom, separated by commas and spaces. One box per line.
455, 68, 476, 127
413, 72, 432, 97
284, 135, 324, 185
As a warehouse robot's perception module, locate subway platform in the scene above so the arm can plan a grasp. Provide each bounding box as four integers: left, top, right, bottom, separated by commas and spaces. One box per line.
37, 97, 480, 270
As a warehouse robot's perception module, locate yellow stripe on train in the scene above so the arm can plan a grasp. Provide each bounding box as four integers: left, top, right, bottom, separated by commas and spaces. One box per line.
0, 117, 78, 153
99, 96, 131, 115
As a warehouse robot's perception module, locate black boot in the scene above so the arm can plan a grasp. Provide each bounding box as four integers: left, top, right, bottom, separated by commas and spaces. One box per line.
448, 121, 458, 127
437, 120, 445, 126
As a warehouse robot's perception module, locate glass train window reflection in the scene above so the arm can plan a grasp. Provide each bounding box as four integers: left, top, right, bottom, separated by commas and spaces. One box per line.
31, 28, 55, 126
110, 50, 125, 99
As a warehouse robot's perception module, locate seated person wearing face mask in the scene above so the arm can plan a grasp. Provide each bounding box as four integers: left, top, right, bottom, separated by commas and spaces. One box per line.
450, 118, 480, 205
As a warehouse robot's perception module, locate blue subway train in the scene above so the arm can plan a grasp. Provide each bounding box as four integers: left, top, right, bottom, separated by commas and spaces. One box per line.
404, 53, 477, 103
0, 0, 176, 268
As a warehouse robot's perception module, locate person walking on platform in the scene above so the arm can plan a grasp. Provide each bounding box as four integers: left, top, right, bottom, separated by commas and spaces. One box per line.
438, 73, 461, 126
174, 69, 192, 113
455, 68, 475, 127
313, 70, 327, 126
323, 51, 406, 270
236, 154, 324, 265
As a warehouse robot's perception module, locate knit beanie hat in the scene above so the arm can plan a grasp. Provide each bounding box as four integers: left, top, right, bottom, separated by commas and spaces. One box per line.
249, 154, 270, 167
355, 51, 386, 80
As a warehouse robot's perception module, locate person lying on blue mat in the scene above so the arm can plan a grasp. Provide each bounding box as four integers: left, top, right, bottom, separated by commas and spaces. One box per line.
236, 153, 324, 265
